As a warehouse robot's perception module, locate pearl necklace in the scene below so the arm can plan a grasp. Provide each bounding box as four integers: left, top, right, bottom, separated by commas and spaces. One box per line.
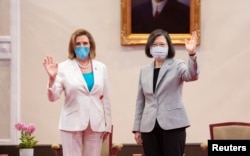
77, 61, 90, 69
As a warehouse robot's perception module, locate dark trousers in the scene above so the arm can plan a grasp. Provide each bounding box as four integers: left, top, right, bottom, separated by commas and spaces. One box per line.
141, 121, 186, 156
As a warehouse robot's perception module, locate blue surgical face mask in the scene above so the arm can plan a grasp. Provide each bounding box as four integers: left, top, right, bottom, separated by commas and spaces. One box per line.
74, 46, 90, 60
150, 46, 168, 60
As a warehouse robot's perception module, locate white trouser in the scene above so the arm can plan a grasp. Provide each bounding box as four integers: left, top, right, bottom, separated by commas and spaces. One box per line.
61, 124, 103, 156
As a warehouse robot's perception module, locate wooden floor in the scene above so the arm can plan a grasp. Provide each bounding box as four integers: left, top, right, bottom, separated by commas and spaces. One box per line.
0, 143, 206, 156
119, 143, 206, 156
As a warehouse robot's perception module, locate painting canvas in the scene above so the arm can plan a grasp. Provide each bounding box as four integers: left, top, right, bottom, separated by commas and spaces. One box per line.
121, 0, 200, 45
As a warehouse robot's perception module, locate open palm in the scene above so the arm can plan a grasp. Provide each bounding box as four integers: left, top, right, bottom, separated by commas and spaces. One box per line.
43, 56, 58, 79
185, 31, 197, 54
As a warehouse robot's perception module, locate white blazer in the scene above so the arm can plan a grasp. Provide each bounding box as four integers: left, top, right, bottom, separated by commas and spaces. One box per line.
47, 59, 112, 132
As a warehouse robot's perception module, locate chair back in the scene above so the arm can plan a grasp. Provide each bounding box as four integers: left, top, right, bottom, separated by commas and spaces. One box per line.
210, 122, 250, 140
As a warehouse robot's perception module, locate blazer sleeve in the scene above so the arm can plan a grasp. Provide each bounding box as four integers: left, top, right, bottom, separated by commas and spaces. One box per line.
178, 57, 199, 82
132, 69, 145, 132
102, 65, 112, 132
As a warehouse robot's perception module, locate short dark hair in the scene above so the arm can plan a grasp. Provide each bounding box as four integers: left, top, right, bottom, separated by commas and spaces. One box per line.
68, 28, 96, 59
145, 29, 175, 58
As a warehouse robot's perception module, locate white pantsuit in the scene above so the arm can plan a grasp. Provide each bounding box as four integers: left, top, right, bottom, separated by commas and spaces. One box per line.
47, 59, 112, 156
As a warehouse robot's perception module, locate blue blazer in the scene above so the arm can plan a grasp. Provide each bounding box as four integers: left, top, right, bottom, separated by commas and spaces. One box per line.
48, 59, 112, 133
133, 58, 199, 132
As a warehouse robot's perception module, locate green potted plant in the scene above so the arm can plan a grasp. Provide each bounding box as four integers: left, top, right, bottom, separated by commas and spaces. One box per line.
15, 121, 38, 156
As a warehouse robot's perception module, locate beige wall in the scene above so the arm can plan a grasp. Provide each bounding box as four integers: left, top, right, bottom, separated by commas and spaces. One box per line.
0, 0, 10, 35
0, 0, 11, 142
19, 0, 250, 144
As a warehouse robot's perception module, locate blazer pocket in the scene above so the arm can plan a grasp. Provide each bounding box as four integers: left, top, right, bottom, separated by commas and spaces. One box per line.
65, 108, 78, 115
167, 102, 183, 110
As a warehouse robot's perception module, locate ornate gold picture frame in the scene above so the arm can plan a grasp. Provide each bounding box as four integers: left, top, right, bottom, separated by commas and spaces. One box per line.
121, 0, 200, 45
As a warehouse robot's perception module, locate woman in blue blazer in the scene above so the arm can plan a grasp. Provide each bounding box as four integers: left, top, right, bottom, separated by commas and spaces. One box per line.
43, 29, 112, 156
132, 29, 199, 156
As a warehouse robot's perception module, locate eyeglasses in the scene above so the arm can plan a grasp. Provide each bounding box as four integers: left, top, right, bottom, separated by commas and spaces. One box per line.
151, 43, 168, 47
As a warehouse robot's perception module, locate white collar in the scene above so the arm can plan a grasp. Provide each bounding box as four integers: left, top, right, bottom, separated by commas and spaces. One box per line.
151, 0, 168, 15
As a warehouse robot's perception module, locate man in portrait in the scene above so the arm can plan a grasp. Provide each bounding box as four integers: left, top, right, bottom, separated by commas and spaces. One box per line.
132, 0, 190, 34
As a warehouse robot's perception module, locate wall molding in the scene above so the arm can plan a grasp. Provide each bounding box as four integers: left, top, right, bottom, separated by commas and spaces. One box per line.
0, 36, 11, 59
0, 0, 20, 145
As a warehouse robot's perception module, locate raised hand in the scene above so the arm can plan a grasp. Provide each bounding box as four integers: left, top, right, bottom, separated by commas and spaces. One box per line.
42, 56, 58, 81
185, 31, 197, 54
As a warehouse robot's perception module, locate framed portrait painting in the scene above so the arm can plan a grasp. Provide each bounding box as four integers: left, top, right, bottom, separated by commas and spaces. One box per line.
121, 0, 200, 45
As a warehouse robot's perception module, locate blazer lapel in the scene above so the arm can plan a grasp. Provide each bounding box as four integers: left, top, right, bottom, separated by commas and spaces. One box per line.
90, 60, 98, 93
155, 59, 173, 90
70, 59, 89, 91
146, 62, 155, 94
89, 60, 104, 93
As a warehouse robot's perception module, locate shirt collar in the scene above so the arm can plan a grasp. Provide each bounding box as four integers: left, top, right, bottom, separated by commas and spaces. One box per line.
152, 0, 168, 15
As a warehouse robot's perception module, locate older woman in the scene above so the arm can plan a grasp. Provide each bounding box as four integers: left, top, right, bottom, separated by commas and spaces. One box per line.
133, 29, 199, 156
43, 28, 111, 156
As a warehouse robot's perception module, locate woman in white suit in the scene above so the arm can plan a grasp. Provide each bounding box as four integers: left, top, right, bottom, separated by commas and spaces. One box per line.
132, 29, 199, 156
43, 28, 112, 156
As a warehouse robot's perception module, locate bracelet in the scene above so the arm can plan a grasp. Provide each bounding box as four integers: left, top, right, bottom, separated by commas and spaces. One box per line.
189, 53, 196, 56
